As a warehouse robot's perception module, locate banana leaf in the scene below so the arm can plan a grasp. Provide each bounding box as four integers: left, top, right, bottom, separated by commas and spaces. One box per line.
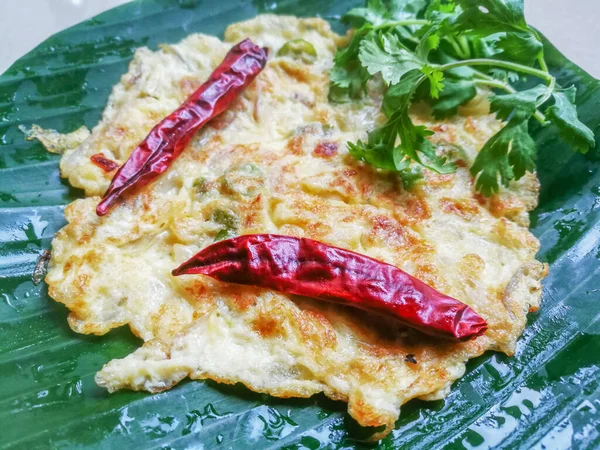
0, 0, 599, 448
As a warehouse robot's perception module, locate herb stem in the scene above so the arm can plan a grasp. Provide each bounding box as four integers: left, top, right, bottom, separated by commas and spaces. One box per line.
438, 59, 554, 81
471, 69, 502, 83
373, 19, 429, 31
447, 37, 467, 59
537, 55, 549, 73
473, 78, 515, 93
457, 35, 471, 58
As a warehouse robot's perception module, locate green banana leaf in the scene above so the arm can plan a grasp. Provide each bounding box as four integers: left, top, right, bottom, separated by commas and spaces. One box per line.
1, 1, 599, 448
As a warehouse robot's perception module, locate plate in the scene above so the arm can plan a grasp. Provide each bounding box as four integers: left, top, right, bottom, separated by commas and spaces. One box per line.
0, 0, 599, 448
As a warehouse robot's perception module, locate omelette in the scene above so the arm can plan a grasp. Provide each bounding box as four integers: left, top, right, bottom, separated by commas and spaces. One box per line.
41, 15, 547, 439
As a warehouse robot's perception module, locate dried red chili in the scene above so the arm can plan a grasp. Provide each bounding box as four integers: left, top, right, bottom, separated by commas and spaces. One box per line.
172, 234, 487, 341
90, 153, 119, 172
96, 39, 268, 216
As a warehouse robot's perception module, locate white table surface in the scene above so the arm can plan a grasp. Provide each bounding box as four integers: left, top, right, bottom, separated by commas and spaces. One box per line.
1, 0, 599, 77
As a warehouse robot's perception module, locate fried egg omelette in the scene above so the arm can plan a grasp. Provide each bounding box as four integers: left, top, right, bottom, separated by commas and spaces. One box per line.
44, 15, 547, 438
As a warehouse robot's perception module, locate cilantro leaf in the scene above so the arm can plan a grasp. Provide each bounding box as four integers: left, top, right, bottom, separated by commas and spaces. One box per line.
352, 70, 454, 174
470, 119, 536, 195
488, 67, 520, 83
455, 0, 529, 35
400, 164, 424, 189
359, 32, 422, 85
382, 69, 423, 116
330, 50, 358, 92
329, 60, 368, 100
348, 120, 398, 170
329, 28, 371, 101
425, 0, 457, 20
329, 62, 360, 90
420, 64, 445, 98
430, 78, 476, 118
418, 2, 461, 60
495, 31, 543, 65
471, 83, 549, 194
416, 26, 441, 60
423, 1, 458, 32
489, 84, 548, 122
402, 121, 454, 173
546, 86, 596, 154
454, 0, 544, 68
385, 71, 454, 172
342, 0, 388, 27
389, 0, 428, 21
332, 0, 593, 196
471, 34, 501, 59
343, 0, 427, 28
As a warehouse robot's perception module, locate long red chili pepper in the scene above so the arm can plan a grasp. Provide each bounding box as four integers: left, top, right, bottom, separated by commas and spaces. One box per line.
96, 39, 268, 216
172, 234, 488, 341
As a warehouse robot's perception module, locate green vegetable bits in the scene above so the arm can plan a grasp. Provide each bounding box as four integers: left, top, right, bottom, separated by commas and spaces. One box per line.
277, 39, 318, 64
222, 163, 265, 197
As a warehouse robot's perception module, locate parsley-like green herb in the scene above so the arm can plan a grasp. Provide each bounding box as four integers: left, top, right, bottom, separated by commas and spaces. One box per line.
547, 87, 596, 154
330, 0, 596, 195
360, 33, 422, 85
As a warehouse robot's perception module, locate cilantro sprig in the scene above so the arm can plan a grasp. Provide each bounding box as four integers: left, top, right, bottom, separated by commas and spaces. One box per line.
330, 0, 596, 195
